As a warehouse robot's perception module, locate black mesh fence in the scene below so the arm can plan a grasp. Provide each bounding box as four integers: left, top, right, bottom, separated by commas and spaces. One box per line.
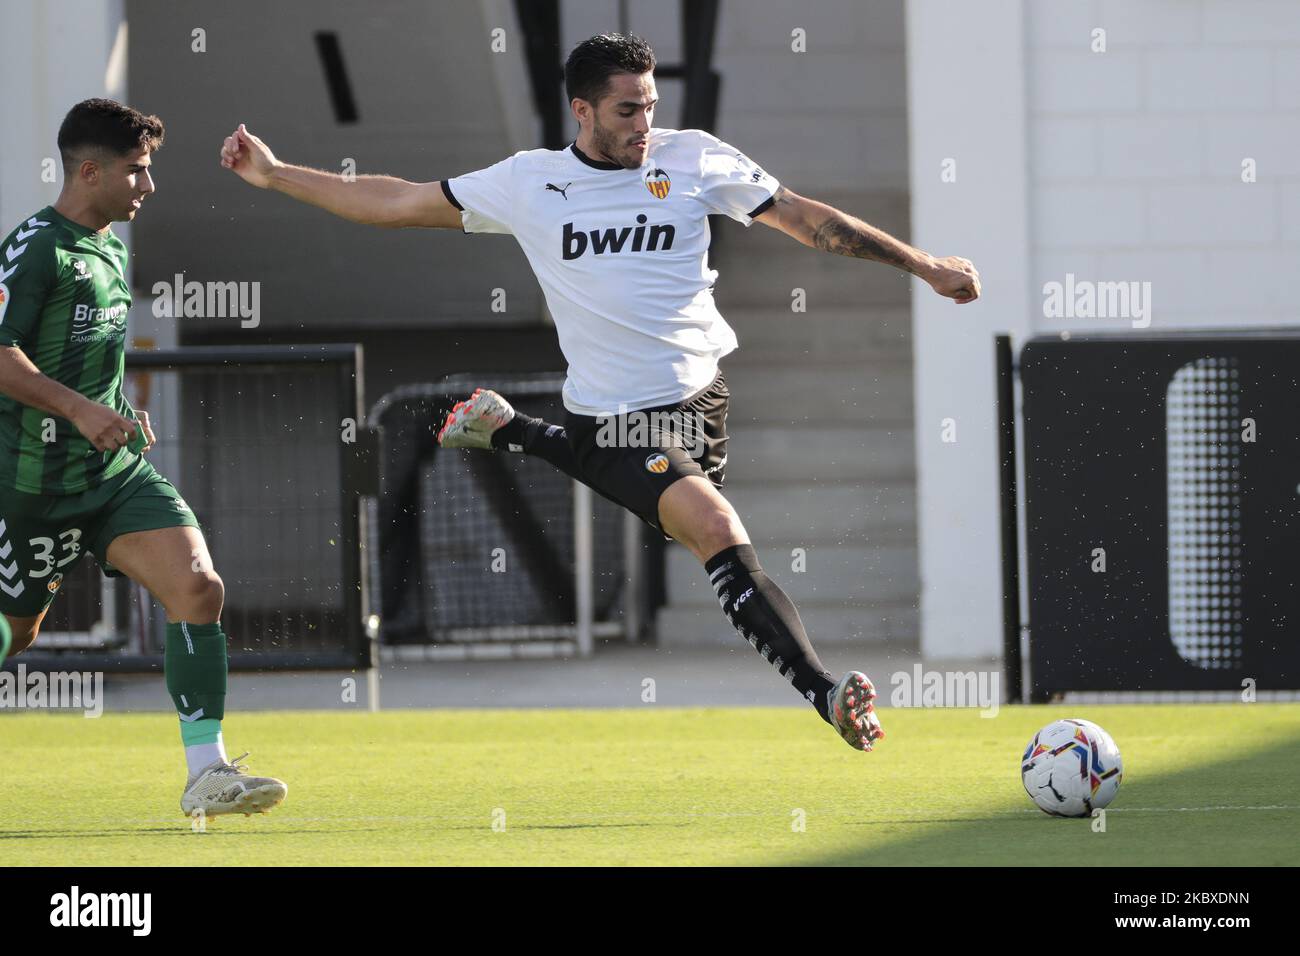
18, 345, 368, 671
369, 375, 628, 647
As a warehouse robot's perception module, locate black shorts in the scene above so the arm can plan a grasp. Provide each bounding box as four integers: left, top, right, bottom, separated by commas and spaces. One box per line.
563, 370, 729, 536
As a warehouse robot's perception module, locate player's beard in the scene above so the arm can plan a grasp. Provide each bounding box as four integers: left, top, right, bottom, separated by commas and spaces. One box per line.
591, 118, 643, 170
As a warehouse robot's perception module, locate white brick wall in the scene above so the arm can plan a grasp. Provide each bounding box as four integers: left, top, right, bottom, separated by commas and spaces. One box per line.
1027, 0, 1300, 331
1203, 0, 1300, 43
1145, 50, 1272, 112
1097, 117, 1201, 180
1029, 50, 1143, 112
911, 0, 1300, 660
1147, 183, 1279, 243
1034, 185, 1146, 246
1097, 0, 1202, 45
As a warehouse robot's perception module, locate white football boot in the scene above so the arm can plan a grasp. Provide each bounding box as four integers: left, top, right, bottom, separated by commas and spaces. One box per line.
437, 388, 516, 450
828, 671, 885, 752
180, 753, 287, 818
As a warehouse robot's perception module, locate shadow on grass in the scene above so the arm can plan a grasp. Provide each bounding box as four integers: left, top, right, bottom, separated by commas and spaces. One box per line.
800, 734, 1300, 867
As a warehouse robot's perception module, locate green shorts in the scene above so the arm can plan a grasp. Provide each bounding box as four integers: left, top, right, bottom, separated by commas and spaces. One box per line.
0, 455, 199, 618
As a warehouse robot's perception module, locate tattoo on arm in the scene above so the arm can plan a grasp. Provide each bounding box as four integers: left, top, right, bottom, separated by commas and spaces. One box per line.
810, 214, 910, 269
764, 187, 921, 274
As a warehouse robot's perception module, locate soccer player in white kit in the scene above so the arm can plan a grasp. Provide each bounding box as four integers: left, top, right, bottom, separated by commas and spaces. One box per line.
220, 34, 980, 752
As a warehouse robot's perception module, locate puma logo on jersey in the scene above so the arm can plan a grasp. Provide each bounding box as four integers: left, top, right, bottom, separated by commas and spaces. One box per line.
562, 215, 675, 260
545, 182, 572, 200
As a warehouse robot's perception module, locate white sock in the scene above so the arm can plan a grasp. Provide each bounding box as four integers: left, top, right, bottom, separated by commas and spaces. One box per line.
185, 736, 228, 777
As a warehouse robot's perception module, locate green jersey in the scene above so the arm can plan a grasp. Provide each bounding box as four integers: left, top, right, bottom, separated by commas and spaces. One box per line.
0, 206, 137, 495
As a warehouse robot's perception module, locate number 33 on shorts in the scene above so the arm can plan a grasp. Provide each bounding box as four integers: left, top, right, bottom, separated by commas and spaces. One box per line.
0, 456, 201, 617
0, 519, 86, 612
28, 528, 83, 579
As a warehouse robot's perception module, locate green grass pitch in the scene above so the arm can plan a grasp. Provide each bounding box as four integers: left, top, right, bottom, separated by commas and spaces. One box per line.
2, 703, 1297, 866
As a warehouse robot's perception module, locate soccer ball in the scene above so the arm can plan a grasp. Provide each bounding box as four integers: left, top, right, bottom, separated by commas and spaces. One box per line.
1021, 718, 1123, 817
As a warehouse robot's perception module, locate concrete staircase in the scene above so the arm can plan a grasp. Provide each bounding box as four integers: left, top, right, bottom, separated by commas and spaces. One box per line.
656, 189, 920, 649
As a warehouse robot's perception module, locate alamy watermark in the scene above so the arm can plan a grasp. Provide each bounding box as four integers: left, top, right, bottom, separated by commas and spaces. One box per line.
0, 665, 103, 717
1042, 273, 1152, 329
889, 665, 1000, 717
595, 406, 707, 459
151, 272, 260, 328
50, 886, 150, 936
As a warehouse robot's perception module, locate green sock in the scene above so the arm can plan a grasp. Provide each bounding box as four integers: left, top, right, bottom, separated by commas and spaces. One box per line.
167, 622, 230, 776
180, 717, 223, 747
165, 621, 228, 723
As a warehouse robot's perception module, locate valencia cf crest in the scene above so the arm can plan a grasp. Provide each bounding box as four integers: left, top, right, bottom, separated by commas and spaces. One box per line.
643, 167, 671, 199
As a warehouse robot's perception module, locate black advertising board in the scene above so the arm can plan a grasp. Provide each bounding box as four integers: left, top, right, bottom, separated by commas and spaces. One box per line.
1020, 331, 1300, 699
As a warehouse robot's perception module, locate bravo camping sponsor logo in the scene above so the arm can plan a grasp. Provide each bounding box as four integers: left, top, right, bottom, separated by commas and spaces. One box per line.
70, 302, 129, 342
50, 886, 151, 936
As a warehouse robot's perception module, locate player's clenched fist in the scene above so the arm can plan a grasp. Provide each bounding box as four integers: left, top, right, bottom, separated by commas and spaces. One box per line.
925, 255, 981, 304
219, 123, 279, 188
71, 400, 138, 453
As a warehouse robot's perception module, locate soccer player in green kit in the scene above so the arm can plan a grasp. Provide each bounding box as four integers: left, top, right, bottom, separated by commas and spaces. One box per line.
0, 99, 286, 817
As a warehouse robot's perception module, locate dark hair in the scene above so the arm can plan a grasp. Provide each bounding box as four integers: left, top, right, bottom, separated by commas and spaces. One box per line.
57, 98, 164, 169
564, 33, 656, 106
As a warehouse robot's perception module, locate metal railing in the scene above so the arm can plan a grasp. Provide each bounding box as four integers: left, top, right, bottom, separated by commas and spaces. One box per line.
367, 374, 651, 659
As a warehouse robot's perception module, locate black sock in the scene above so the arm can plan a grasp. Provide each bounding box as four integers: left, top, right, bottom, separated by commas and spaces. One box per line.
489, 413, 534, 453
490, 413, 583, 481
705, 544, 836, 722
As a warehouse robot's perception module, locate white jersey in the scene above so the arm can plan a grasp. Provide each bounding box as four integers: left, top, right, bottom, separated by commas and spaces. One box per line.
443, 127, 780, 416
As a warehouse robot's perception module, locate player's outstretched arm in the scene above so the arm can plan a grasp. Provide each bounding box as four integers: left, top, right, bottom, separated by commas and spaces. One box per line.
0, 347, 143, 452
218, 124, 462, 229
754, 186, 981, 304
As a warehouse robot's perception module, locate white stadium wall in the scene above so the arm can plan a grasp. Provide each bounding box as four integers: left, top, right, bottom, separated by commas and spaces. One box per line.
1026, 0, 1300, 333
908, 0, 1300, 658
0, 0, 127, 257
906, 0, 1033, 659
